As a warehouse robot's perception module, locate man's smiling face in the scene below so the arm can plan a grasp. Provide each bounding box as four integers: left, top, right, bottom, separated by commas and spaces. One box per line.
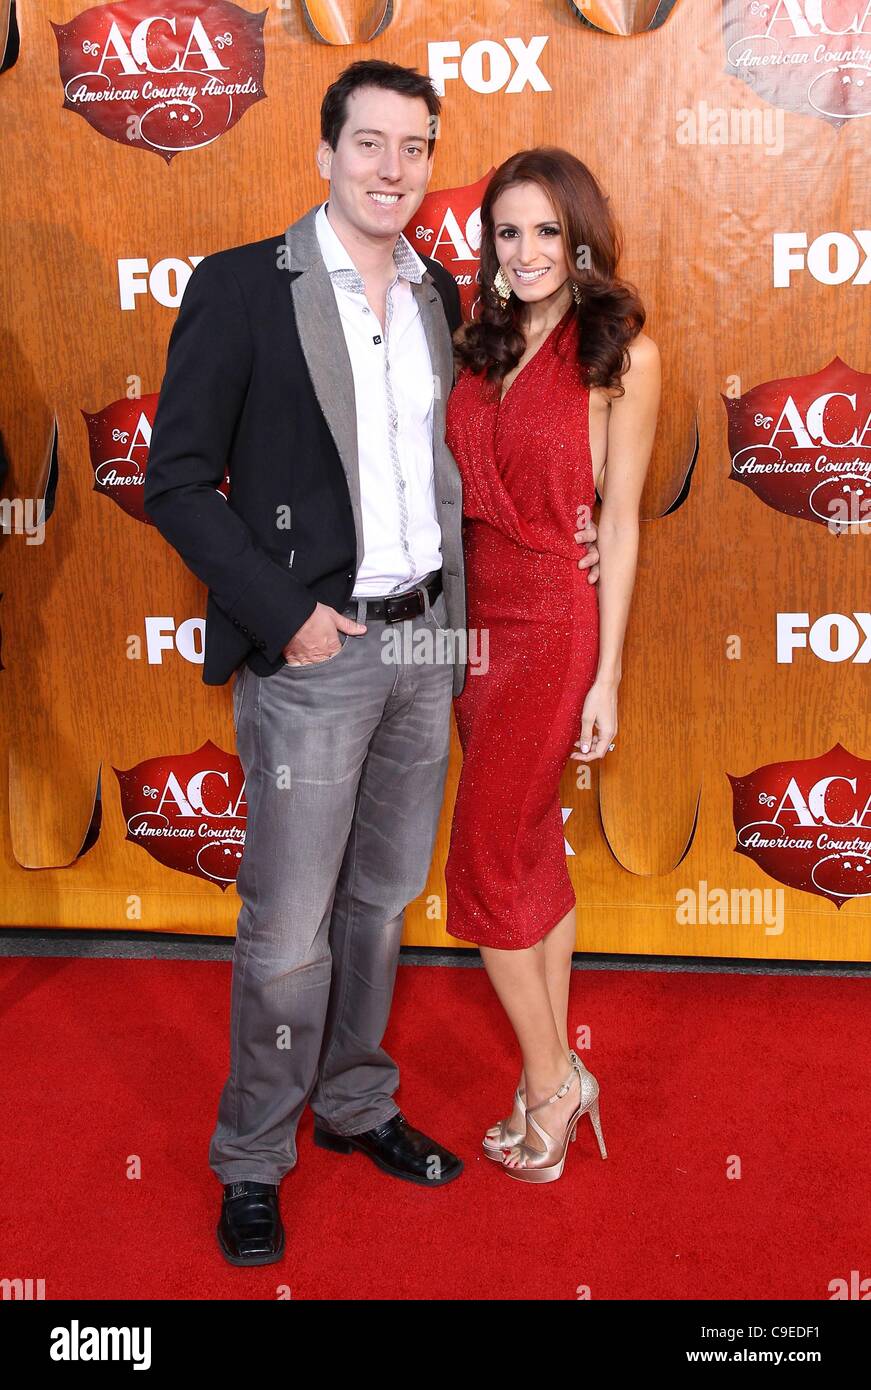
317, 85, 435, 245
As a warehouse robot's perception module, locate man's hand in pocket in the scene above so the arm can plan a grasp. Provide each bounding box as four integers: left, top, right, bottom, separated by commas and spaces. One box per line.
282, 603, 367, 666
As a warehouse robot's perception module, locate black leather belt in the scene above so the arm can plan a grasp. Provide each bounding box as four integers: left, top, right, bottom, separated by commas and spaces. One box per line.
348, 570, 442, 623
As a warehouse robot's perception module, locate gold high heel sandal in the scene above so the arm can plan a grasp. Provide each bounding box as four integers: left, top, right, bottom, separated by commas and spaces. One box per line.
482, 1052, 587, 1161
501, 1053, 607, 1183
482, 1083, 526, 1161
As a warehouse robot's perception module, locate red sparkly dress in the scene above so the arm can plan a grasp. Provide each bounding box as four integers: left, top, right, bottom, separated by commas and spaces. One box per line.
443, 308, 599, 950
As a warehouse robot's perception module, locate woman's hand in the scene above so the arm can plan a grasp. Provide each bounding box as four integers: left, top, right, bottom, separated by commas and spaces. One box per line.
575, 504, 600, 583
571, 678, 618, 762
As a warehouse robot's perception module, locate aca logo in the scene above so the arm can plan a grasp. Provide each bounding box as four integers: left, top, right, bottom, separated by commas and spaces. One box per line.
51, 0, 267, 160
83, 394, 229, 523
723, 0, 871, 127
723, 357, 871, 531
404, 170, 495, 321
114, 742, 246, 887
727, 743, 871, 907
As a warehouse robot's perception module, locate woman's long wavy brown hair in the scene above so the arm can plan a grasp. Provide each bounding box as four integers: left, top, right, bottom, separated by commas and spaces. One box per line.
454, 147, 645, 396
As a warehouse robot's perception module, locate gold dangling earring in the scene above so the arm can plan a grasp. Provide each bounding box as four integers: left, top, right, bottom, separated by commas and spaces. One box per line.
571, 281, 583, 305
493, 265, 511, 307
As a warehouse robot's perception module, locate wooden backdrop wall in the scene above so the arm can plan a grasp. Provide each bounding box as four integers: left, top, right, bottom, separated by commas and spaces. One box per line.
1, 0, 869, 960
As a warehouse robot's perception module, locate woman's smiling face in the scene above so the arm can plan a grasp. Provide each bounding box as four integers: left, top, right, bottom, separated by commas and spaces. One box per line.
491, 181, 571, 305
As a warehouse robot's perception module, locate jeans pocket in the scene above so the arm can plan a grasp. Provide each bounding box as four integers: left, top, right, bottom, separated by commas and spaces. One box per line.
232, 664, 248, 732
280, 630, 351, 673
427, 589, 448, 631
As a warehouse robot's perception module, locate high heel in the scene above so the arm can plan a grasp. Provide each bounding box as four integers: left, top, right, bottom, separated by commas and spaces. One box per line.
569, 1050, 608, 1160
482, 1083, 526, 1161
501, 1054, 607, 1183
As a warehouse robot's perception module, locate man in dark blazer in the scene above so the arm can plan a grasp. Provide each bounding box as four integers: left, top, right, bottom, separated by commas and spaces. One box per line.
144, 60, 471, 1267
146, 58, 600, 1268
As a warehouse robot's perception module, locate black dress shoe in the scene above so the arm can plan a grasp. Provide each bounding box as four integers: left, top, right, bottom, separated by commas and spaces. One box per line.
313, 1111, 463, 1186
216, 1181, 284, 1266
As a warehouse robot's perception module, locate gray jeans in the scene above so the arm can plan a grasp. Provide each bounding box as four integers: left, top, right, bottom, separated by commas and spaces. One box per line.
208, 580, 453, 1184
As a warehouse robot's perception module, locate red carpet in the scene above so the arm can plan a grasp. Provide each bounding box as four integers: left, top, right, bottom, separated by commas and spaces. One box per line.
0, 955, 867, 1300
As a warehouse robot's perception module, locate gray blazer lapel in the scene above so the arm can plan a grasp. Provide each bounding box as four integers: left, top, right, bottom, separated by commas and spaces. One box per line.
410, 276, 451, 491
410, 274, 466, 659
283, 210, 364, 564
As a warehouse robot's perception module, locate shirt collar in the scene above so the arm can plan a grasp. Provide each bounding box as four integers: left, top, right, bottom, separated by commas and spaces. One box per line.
315, 200, 427, 287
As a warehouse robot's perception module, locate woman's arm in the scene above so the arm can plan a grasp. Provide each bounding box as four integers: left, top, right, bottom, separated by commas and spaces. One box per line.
572, 332, 661, 762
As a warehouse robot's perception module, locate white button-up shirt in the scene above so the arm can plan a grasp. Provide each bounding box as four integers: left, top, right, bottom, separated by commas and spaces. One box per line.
314, 200, 443, 597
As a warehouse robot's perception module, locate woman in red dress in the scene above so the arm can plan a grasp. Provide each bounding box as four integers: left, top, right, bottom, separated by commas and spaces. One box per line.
444, 148, 661, 1182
